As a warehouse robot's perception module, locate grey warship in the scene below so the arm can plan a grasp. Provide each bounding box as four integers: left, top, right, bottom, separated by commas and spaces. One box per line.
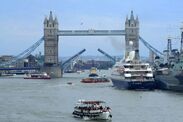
154, 29, 183, 91
155, 58, 183, 91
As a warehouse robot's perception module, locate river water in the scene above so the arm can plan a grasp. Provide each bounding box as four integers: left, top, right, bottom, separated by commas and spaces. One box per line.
0, 70, 183, 122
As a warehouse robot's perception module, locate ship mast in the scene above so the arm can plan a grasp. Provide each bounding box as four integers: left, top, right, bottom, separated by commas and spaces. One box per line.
180, 23, 183, 53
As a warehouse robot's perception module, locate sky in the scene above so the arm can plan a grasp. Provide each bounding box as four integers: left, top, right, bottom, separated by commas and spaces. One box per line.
0, 0, 183, 57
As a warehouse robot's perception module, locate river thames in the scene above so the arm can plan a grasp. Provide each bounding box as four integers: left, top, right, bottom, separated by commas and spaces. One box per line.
0, 70, 183, 122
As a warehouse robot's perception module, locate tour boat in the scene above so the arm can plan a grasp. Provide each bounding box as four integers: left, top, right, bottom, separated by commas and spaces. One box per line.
72, 100, 112, 120
24, 72, 51, 79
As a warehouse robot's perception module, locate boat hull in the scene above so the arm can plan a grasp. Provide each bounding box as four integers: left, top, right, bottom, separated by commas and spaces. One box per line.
72, 111, 112, 120
155, 75, 183, 92
111, 78, 156, 90
24, 77, 51, 79
81, 78, 110, 83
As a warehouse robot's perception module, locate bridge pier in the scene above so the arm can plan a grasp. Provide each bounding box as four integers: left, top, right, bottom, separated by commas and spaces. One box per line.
41, 65, 62, 78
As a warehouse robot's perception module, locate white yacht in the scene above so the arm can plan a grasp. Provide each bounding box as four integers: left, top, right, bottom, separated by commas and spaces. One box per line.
111, 51, 155, 90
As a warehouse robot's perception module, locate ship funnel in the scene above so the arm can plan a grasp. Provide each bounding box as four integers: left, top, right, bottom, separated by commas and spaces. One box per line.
125, 51, 135, 62
134, 49, 140, 60
125, 50, 140, 62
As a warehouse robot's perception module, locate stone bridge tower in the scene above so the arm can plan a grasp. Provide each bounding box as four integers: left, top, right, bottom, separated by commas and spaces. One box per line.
125, 11, 139, 60
43, 11, 62, 78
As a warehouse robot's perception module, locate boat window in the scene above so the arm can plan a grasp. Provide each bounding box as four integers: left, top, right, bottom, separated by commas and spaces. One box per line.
156, 71, 163, 75
125, 77, 130, 80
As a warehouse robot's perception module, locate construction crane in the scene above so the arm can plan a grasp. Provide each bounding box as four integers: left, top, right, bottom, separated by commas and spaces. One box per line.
0, 37, 44, 67
97, 48, 116, 63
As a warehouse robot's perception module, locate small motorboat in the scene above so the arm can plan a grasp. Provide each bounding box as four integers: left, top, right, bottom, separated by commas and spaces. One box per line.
24, 72, 51, 79
67, 82, 73, 85
72, 99, 112, 120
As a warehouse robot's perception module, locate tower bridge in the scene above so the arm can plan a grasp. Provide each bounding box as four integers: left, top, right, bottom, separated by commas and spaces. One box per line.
0, 11, 163, 78
43, 11, 144, 78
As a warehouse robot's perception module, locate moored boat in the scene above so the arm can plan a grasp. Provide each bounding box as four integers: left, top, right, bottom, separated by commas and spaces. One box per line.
81, 67, 110, 83
81, 77, 110, 83
24, 72, 51, 79
155, 68, 183, 92
154, 35, 183, 92
111, 51, 156, 90
72, 99, 112, 120
154, 51, 183, 92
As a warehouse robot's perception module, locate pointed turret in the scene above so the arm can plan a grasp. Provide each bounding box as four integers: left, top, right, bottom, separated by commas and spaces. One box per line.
136, 16, 139, 22
54, 16, 58, 25
136, 16, 139, 26
126, 15, 128, 22
125, 15, 129, 26
44, 16, 48, 24
49, 11, 53, 22
130, 11, 134, 20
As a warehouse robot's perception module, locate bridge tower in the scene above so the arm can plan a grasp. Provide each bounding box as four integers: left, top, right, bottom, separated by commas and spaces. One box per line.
125, 11, 139, 60
42, 11, 62, 78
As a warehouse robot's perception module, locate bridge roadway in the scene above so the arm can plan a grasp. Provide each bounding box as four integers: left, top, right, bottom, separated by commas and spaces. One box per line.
0, 67, 40, 71
57, 30, 125, 36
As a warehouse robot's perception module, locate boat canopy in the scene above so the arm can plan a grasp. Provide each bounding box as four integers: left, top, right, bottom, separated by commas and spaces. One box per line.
78, 100, 105, 105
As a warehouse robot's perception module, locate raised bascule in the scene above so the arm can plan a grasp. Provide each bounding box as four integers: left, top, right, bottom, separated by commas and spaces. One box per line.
0, 11, 164, 78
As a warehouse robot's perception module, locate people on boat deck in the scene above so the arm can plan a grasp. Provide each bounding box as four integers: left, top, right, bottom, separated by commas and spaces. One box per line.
99, 106, 103, 110
76, 105, 110, 113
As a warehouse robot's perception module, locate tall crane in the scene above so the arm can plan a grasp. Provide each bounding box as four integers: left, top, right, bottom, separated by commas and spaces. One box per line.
0, 37, 44, 67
